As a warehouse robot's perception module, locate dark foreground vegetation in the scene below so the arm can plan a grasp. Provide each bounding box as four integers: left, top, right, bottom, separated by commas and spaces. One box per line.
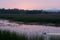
0, 30, 60, 40
0, 30, 44, 40
0, 8, 60, 26
50, 36, 60, 40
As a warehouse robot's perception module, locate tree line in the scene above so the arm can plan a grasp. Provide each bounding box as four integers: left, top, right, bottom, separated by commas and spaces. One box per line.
0, 8, 60, 15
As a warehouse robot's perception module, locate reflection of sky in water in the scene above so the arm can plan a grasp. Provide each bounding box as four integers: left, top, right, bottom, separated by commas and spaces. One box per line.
0, 20, 60, 35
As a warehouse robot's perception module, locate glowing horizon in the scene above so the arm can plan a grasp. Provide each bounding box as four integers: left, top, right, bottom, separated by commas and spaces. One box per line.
0, 0, 60, 10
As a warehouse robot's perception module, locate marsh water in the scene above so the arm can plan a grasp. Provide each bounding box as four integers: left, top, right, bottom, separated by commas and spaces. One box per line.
0, 19, 60, 36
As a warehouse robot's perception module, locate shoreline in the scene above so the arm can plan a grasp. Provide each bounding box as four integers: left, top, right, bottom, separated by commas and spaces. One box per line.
0, 19, 60, 27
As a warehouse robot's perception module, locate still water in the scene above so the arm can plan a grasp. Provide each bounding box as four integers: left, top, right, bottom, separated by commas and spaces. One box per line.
0, 20, 60, 36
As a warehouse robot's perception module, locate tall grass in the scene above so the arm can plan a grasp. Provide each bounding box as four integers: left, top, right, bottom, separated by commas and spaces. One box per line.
0, 30, 27, 40
50, 36, 60, 40
29, 35, 44, 40
0, 30, 44, 40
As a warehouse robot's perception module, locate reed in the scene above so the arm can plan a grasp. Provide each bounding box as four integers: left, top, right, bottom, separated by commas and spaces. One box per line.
0, 30, 44, 40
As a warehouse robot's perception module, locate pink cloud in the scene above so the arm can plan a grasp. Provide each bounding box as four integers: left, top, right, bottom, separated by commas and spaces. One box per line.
0, 0, 60, 10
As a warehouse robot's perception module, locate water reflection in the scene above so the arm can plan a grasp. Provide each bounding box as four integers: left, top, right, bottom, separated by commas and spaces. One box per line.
0, 20, 60, 35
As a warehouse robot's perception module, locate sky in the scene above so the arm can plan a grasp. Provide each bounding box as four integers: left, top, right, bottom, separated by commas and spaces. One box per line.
0, 0, 60, 10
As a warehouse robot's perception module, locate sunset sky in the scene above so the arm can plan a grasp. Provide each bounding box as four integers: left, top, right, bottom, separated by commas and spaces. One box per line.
0, 0, 60, 10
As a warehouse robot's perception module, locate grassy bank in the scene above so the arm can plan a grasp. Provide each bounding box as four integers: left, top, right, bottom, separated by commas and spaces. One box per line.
0, 14, 60, 26
0, 30, 44, 40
